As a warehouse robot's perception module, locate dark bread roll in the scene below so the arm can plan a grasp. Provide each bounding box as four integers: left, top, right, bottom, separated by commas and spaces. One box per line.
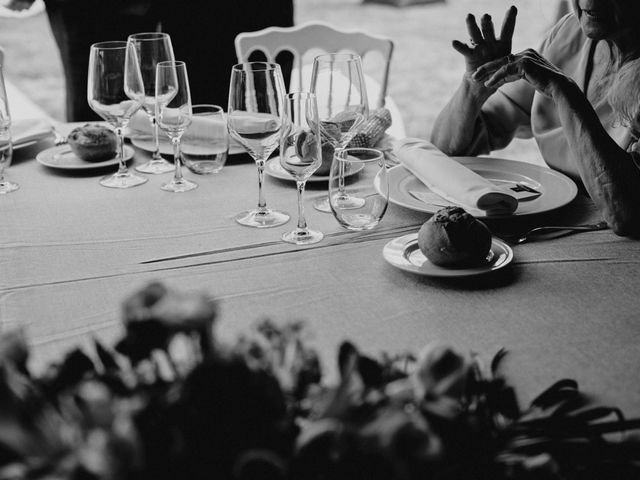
68, 124, 117, 162
418, 206, 492, 267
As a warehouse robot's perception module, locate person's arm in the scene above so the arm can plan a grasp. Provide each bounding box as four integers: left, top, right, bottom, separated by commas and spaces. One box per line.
430, 6, 517, 155
430, 75, 494, 155
477, 50, 640, 236
552, 81, 640, 236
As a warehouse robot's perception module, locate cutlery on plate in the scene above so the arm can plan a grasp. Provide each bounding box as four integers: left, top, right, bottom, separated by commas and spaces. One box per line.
50, 125, 67, 146
502, 220, 608, 245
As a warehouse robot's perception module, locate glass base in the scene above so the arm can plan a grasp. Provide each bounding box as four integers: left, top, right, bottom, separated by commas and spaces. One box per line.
136, 158, 174, 174
161, 177, 198, 192
315, 193, 366, 212
100, 171, 148, 189
282, 228, 323, 245
235, 208, 290, 228
312, 195, 331, 213
0, 180, 20, 194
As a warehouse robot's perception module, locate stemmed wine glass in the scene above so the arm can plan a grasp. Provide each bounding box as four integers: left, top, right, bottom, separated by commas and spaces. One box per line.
228, 62, 289, 228
155, 60, 196, 192
127, 32, 176, 174
87, 41, 147, 189
279, 92, 323, 244
0, 64, 17, 194
310, 53, 369, 212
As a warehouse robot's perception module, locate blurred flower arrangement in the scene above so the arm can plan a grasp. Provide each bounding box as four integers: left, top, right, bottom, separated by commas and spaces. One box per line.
1, 281, 639, 480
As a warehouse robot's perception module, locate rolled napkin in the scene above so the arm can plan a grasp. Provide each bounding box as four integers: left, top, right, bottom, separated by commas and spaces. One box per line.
128, 110, 240, 149
11, 118, 52, 146
396, 138, 518, 216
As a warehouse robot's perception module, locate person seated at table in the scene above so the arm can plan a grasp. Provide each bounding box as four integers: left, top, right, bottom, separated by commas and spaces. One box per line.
430, 2, 640, 237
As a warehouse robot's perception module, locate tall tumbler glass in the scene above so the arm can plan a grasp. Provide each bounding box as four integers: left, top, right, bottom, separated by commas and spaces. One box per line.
127, 32, 176, 174
228, 62, 289, 228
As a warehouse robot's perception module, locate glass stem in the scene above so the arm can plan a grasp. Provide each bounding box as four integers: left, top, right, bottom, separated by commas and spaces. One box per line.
296, 180, 307, 230
336, 148, 347, 195
257, 159, 267, 211
115, 127, 127, 174
172, 137, 183, 182
151, 116, 162, 160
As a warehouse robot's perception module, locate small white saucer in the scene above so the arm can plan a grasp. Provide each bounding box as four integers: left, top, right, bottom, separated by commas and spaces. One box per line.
36, 145, 134, 170
383, 233, 513, 278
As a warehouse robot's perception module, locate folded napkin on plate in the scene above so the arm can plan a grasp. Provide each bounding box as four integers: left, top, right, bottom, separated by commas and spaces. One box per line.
11, 118, 52, 145
396, 138, 518, 216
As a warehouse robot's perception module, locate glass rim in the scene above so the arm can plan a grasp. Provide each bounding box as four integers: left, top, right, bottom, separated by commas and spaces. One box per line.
232, 61, 280, 73
335, 147, 384, 164
127, 32, 171, 41
156, 60, 186, 68
90, 41, 128, 50
191, 104, 224, 113
313, 52, 361, 63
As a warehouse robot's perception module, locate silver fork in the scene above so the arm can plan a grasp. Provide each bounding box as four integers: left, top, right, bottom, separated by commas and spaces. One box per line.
505, 220, 608, 245
50, 125, 67, 146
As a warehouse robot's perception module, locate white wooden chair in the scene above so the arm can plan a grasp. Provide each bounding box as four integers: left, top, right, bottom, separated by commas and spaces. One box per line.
235, 21, 406, 137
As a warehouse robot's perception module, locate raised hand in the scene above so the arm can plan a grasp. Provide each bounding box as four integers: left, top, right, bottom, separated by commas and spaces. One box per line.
472, 48, 572, 98
452, 5, 518, 74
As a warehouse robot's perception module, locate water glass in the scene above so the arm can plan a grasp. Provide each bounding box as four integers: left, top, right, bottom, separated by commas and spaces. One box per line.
182, 104, 228, 175
329, 148, 388, 231
0, 65, 16, 194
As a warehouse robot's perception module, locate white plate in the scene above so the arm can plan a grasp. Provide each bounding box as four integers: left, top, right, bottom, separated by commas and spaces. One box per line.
130, 135, 245, 156
383, 233, 513, 278
36, 145, 134, 170
264, 157, 365, 183
381, 157, 578, 218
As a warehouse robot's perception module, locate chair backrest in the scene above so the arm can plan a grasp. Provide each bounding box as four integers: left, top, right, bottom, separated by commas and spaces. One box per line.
234, 21, 394, 109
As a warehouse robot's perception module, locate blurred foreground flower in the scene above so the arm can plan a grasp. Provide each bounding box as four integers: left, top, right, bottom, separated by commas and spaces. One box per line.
0, 281, 638, 480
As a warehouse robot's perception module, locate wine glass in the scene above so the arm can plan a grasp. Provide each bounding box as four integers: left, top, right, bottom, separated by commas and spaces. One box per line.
310, 53, 369, 212
155, 60, 196, 192
0, 64, 17, 194
127, 32, 176, 174
228, 62, 289, 228
87, 41, 148, 189
279, 92, 323, 244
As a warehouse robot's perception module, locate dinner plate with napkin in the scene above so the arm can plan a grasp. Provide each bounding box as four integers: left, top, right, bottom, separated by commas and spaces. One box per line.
395, 138, 518, 216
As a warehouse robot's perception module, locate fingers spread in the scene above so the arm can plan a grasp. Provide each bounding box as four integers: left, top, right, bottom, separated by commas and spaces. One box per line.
452, 40, 473, 56
466, 14, 484, 45
499, 5, 518, 42
480, 14, 496, 43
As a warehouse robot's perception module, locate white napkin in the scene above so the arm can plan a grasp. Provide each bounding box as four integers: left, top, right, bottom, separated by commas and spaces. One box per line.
128, 110, 239, 147
395, 138, 518, 216
11, 118, 52, 146
227, 111, 280, 135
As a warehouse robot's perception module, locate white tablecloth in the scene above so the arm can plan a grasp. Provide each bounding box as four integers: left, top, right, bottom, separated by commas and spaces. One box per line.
2, 135, 640, 417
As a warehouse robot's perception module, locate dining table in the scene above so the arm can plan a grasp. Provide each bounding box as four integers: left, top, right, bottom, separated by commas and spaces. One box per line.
2, 104, 640, 422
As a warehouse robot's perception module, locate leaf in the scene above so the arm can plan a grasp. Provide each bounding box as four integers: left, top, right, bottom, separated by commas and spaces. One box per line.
529, 379, 579, 409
